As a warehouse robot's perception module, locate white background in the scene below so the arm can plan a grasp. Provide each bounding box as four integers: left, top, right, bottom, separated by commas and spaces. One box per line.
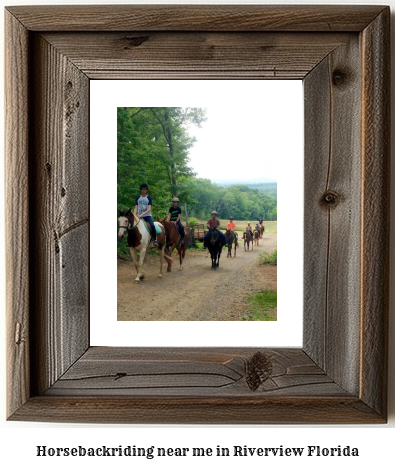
91, 80, 303, 347
1, 0, 394, 469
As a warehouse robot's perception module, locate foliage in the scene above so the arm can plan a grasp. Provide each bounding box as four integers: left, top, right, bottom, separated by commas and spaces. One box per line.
187, 217, 198, 226
243, 290, 277, 321
184, 179, 277, 221
117, 107, 206, 218
117, 240, 130, 259
258, 249, 277, 265
248, 183, 277, 199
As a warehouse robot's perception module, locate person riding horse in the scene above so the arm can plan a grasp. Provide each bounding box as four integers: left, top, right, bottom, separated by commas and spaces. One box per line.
134, 183, 159, 247
246, 222, 253, 237
166, 197, 186, 245
204, 211, 227, 247
226, 216, 238, 246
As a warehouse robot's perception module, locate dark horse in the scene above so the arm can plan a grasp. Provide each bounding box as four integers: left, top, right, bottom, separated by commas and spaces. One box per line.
159, 218, 190, 271
225, 229, 238, 257
204, 229, 223, 269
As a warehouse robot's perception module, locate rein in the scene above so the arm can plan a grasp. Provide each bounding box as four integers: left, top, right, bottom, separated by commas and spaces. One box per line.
120, 215, 141, 232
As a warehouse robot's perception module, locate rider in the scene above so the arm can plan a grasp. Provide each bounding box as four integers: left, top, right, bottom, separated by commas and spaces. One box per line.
166, 197, 186, 244
255, 221, 261, 233
204, 211, 227, 247
245, 222, 253, 238
226, 216, 238, 246
134, 183, 159, 247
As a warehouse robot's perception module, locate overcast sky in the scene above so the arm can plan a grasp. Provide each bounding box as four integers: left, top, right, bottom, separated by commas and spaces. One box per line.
186, 85, 303, 183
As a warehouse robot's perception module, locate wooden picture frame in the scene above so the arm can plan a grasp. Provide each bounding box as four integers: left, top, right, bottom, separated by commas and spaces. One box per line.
5, 5, 389, 424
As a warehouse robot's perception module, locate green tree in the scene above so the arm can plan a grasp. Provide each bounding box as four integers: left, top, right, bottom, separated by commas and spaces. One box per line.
117, 107, 206, 218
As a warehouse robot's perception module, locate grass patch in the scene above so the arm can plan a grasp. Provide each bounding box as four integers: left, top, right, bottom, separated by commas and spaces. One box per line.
187, 240, 206, 252
258, 249, 277, 266
243, 289, 277, 321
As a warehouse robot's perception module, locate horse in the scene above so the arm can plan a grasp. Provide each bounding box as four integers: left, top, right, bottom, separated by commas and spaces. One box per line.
159, 218, 190, 271
259, 223, 265, 238
225, 229, 238, 257
242, 231, 254, 251
204, 229, 223, 268
253, 229, 260, 246
118, 209, 172, 283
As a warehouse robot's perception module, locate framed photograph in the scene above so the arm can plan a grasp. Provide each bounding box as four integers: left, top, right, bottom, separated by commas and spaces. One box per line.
5, 5, 389, 423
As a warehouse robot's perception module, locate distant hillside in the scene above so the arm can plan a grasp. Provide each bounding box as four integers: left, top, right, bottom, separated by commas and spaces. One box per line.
248, 183, 277, 199
213, 177, 276, 186
213, 180, 277, 199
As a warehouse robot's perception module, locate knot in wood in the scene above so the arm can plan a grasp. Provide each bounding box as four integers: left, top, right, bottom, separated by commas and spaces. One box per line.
246, 351, 273, 391
124, 35, 149, 48
332, 68, 348, 87
321, 190, 340, 207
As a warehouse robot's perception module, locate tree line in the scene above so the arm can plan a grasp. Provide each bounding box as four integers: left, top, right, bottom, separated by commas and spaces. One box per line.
117, 107, 277, 222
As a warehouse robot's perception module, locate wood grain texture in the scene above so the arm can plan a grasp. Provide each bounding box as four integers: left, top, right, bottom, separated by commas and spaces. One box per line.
30, 35, 90, 395
5, 5, 386, 32
5, 10, 30, 418
42, 32, 351, 80
46, 347, 345, 397
360, 9, 390, 417
9, 396, 383, 424
304, 36, 362, 395
5, 5, 389, 424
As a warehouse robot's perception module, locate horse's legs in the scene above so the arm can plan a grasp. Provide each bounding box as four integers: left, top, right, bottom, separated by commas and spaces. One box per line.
134, 248, 147, 282
167, 243, 177, 272
168, 244, 176, 257
129, 248, 139, 274
158, 248, 164, 278
178, 244, 186, 270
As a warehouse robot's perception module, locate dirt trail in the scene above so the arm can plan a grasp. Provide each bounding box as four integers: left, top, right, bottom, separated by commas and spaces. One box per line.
117, 233, 277, 321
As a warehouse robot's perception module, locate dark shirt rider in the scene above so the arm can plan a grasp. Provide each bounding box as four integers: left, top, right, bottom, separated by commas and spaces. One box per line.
205, 211, 227, 246
166, 197, 186, 244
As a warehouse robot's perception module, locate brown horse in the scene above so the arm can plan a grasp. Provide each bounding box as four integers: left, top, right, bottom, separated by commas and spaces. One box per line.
253, 229, 260, 246
260, 223, 265, 238
243, 231, 254, 251
225, 229, 238, 257
159, 219, 190, 271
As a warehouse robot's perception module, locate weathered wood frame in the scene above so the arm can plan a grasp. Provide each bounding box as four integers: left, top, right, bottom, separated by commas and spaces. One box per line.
5, 5, 390, 423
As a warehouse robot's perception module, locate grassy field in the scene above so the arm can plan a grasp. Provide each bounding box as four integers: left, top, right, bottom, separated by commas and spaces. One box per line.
243, 290, 277, 321
192, 218, 277, 234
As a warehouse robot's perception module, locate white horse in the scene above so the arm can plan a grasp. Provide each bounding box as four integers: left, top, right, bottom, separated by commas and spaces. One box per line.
118, 209, 172, 283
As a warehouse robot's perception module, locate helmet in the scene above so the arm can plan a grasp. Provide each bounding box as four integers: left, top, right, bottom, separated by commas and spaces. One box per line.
172, 197, 179, 202
211, 211, 217, 215
229, 216, 234, 219
140, 183, 148, 190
